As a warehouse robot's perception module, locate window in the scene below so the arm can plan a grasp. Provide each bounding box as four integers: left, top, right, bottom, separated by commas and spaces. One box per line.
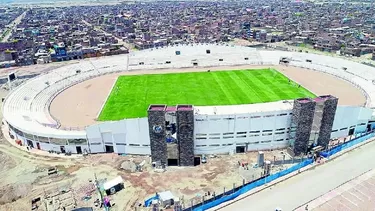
142, 144, 150, 147
340, 127, 348, 131
209, 144, 220, 147
276, 128, 285, 131
276, 139, 284, 142
262, 129, 272, 132
236, 135, 246, 138
210, 133, 220, 136
224, 117, 235, 120
249, 134, 260, 137
277, 113, 288, 116
68, 139, 88, 145
227, 143, 233, 146
262, 133, 272, 136
350, 125, 356, 128
250, 130, 260, 133
196, 137, 206, 140
237, 116, 248, 119
264, 115, 275, 118
275, 132, 285, 135
196, 133, 207, 136
38, 136, 50, 143
249, 141, 259, 144
210, 118, 221, 121
195, 119, 206, 121
129, 144, 140, 146
23, 133, 34, 140
237, 131, 247, 135
358, 123, 366, 126
223, 132, 234, 135
332, 129, 338, 132
209, 137, 220, 139
196, 145, 207, 147
236, 143, 246, 145
116, 143, 126, 145
223, 136, 234, 139
261, 140, 272, 143
90, 142, 101, 145
251, 116, 261, 119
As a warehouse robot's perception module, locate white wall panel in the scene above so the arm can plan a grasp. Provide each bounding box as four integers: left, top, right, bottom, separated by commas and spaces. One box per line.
125, 146, 150, 155
137, 118, 151, 145
332, 106, 360, 130
101, 132, 113, 145
194, 145, 234, 155
89, 140, 105, 153
234, 116, 250, 132
86, 125, 102, 141
358, 107, 372, 121
113, 133, 126, 144
115, 143, 126, 154
65, 145, 77, 154
39, 142, 57, 151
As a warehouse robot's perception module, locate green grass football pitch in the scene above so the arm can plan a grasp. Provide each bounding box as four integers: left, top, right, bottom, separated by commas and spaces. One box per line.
98, 68, 316, 120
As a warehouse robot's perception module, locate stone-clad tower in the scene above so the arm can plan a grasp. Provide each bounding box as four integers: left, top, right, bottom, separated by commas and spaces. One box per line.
316, 95, 338, 148
290, 98, 316, 156
148, 105, 167, 165
176, 105, 195, 166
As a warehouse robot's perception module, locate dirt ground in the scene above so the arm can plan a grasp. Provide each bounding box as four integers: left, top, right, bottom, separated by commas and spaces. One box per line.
50, 65, 366, 128
0, 128, 293, 211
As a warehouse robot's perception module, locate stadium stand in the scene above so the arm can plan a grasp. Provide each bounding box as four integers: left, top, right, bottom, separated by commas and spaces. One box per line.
3, 44, 375, 144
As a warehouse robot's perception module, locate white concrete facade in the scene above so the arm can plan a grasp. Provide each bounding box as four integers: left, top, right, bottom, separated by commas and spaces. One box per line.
3, 44, 375, 154
6, 104, 372, 155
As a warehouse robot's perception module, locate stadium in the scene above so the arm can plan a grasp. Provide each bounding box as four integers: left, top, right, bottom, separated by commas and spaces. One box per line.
3, 44, 375, 166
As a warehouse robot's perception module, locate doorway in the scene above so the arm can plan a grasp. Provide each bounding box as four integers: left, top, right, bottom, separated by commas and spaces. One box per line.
194, 157, 201, 166
105, 145, 114, 153
236, 146, 245, 153
167, 159, 178, 166
36, 142, 41, 150
60, 146, 66, 153
348, 128, 355, 136
27, 140, 34, 148
76, 146, 82, 154
367, 124, 372, 132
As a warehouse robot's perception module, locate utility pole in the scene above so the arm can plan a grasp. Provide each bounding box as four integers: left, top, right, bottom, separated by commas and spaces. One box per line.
94, 173, 104, 205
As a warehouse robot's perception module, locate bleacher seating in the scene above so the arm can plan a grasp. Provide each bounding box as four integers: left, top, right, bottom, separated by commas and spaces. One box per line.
3, 44, 375, 140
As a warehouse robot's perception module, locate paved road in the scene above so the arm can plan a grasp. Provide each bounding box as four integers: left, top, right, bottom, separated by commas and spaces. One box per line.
217, 140, 375, 211
1, 11, 26, 42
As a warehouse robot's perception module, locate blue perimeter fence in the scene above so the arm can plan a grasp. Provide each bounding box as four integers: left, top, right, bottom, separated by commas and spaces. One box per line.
180, 131, 375, 211
320, 132, 375, 158
144, 195, 159, 207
